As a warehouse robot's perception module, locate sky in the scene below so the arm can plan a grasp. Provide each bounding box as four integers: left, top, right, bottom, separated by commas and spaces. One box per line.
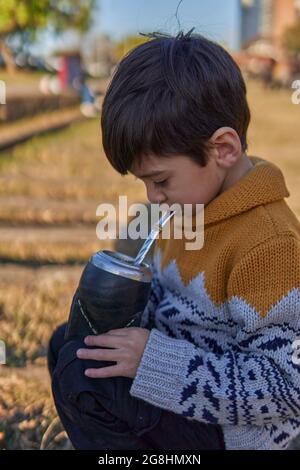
31, 0, 241, 56
97, 0, 241, 50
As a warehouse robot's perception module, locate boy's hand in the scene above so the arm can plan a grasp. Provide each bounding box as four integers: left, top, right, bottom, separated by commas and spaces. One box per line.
76, 327, 150, 379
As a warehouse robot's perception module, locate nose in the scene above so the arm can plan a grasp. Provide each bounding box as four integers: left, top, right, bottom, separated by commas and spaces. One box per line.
146, 185, 167, 204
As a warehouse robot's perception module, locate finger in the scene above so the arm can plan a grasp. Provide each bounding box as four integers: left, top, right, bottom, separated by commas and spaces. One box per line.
84, 334, 126, 348
84, 365, 124, 378
106, 328, 129, 335
76, 347, 119, 361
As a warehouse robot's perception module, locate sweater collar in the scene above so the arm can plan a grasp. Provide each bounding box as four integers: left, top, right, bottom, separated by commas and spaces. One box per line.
203, 156, 290, 226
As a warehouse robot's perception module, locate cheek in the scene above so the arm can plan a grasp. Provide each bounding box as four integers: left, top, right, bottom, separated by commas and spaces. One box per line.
185, 186, 211, 205
174, 172, 221, 205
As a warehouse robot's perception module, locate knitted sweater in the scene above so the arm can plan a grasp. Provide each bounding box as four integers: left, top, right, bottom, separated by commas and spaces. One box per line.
129, 156, 300, 450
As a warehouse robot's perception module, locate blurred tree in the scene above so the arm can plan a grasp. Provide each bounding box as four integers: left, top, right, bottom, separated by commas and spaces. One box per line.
0, 0, 96, 73
283, 21, 300, 58
114, 35, 149, 62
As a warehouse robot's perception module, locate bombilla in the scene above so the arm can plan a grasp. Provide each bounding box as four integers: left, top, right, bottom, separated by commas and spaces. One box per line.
133, 210, 175, 266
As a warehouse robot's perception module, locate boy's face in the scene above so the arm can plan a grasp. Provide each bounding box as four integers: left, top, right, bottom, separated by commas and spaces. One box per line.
130, 152, 224, 208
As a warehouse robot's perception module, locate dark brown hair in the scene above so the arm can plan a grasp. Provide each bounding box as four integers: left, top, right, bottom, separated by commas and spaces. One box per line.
101, 29, 251, 175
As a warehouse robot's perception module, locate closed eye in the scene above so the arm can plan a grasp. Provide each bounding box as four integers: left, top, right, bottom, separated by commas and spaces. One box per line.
154, 179, 168, 187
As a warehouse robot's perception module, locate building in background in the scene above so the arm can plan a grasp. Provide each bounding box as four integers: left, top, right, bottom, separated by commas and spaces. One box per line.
241, 0, 263, 45
240, 0, 300, 49
272, 0, 300, 49
238, 0, 300, 86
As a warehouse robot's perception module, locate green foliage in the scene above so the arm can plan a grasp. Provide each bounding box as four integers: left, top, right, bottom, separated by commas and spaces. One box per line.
0, 0, 95, 37
114, 35, 149, 61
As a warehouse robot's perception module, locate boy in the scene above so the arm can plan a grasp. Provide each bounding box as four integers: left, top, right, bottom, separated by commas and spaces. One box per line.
48, 30, 300, 450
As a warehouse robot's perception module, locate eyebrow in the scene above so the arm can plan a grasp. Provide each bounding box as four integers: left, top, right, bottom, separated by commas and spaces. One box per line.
134, 170, 166, 179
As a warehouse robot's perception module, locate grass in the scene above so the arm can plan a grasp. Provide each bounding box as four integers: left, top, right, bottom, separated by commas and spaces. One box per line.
246, 80, 300, 218
0, 69, 44, 88
0, 119, 146, 202
0, 368, 72, 450
0, 266, 81, 367
0, 230, 110, 265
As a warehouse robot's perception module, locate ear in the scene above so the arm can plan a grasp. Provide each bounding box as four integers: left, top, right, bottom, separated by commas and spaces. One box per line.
209, 127, 242, 169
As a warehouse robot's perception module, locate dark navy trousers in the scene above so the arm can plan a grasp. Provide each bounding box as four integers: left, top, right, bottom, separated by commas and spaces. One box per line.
47, 322, 226, 450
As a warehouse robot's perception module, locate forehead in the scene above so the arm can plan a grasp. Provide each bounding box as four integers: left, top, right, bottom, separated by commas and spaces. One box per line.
130, 153, 170, 177
130, 153, 196, 177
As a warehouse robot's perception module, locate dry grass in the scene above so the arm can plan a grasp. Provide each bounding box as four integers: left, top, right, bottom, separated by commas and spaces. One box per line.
0, 265, 77, 449
0, 366, 72, 450
0, 266, 82, 366
0, 266, 78, 449
0, 226, 111, 265
0, 119, 146, 202
0, 70, 44, 91
246, 80, 300, 219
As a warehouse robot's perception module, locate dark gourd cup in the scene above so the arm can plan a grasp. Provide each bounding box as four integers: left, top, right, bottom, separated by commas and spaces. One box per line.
64, 250, 152, 340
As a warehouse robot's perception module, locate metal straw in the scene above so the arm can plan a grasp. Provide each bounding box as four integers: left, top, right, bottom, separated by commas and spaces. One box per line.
133, 210, 175, 266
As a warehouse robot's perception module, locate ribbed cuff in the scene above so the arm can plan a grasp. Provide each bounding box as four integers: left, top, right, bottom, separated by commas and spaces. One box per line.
129, 328, 196, 410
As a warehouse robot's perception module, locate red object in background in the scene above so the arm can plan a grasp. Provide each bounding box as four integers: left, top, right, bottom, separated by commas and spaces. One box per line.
58, 56, 68, 90
57, 54, 82, 91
